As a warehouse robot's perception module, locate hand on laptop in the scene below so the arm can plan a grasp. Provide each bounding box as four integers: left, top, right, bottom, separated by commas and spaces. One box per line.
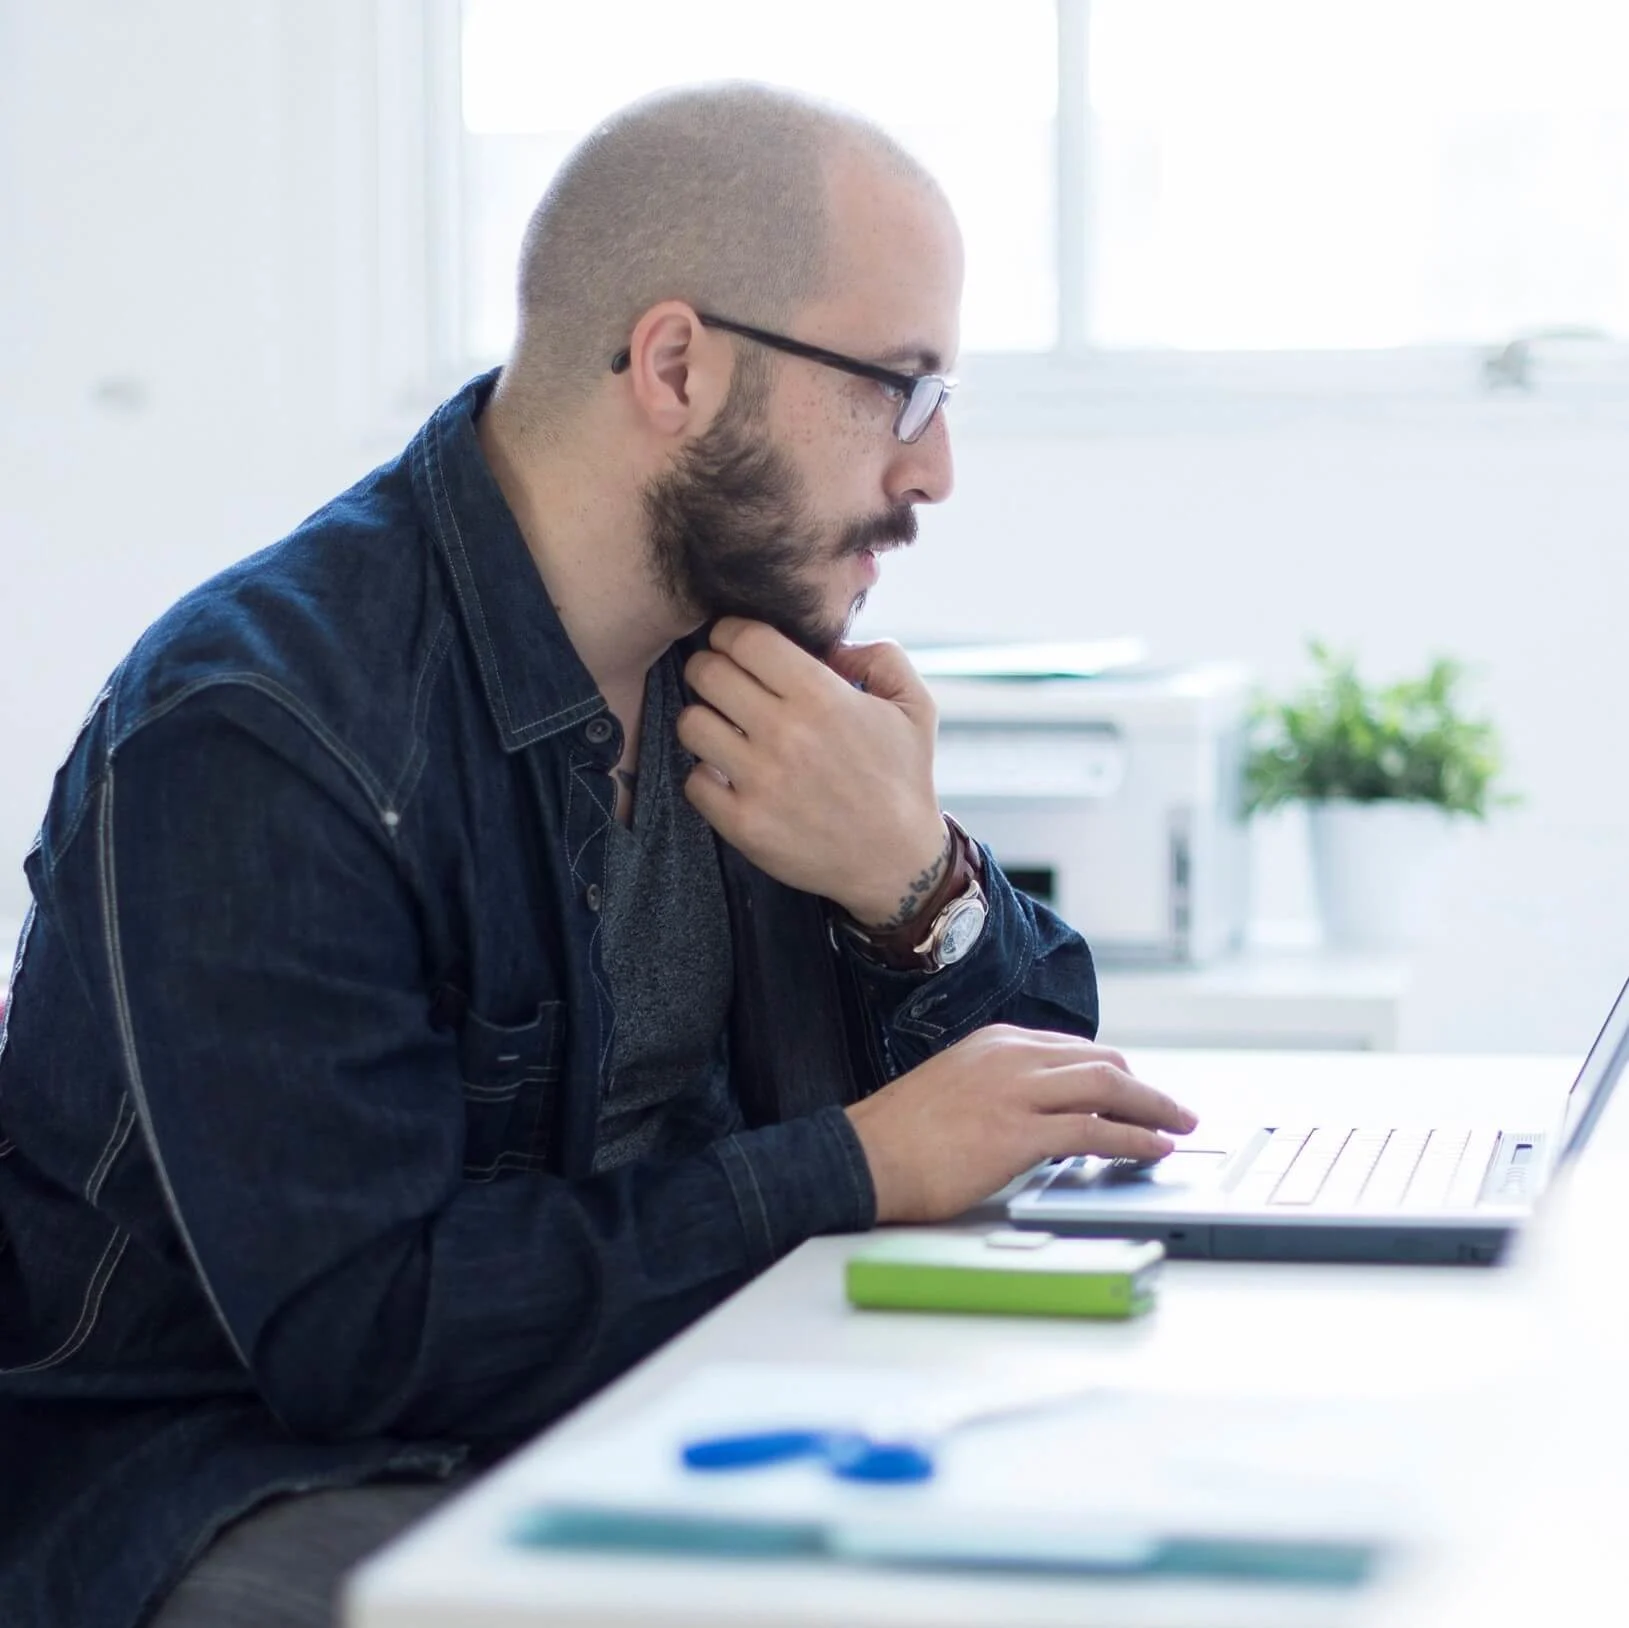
845, 1024, 1200, 1225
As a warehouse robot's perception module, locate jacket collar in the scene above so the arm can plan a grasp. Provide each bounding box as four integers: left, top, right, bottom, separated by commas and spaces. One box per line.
410, 370, 608, 751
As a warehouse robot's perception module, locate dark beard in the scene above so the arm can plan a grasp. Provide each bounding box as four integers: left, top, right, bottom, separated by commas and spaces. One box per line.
642, 393, 917, 658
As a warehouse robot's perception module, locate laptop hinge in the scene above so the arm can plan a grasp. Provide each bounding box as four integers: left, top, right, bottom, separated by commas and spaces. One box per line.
1480, 1132, 1547, 1204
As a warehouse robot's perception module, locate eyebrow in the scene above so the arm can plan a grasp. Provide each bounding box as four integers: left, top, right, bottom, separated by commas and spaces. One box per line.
875, 343, 946, 375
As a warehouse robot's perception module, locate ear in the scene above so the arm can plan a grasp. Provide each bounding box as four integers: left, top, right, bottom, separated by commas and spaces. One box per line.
617, 302, 732, 438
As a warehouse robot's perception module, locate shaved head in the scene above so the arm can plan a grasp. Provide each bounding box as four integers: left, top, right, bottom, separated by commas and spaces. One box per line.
505, 82, 945, 431
477, 82, 961, 678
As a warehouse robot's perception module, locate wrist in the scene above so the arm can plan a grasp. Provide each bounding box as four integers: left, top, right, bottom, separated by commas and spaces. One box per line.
838, 815, 988, 974
844, 817, 954, 933
844, 1097, 912, 1225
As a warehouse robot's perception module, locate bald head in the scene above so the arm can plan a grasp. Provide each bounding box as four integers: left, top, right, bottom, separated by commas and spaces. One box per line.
504, 82, 947, 432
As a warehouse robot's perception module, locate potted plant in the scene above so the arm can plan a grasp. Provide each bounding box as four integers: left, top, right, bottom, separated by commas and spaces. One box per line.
1243, 642, 1512, 949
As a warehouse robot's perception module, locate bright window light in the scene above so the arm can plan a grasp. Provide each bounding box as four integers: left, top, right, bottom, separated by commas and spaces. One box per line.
459, 0, 1057, 361
1086, 0, 1629, 349
457, 1, 1629, 366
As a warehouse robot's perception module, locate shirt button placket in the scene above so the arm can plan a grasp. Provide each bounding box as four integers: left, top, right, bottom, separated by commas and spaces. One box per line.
581, 717, 614, 914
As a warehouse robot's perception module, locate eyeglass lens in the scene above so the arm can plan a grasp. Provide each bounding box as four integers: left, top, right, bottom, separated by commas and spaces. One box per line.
896, 378, 946, 444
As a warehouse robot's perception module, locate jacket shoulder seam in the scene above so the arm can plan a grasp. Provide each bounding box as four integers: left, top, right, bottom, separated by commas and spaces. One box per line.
112, 673, 394, 821
94, 769, 252, 1370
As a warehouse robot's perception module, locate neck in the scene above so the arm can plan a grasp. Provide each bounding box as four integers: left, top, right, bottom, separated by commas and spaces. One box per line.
475, 385, 694, 700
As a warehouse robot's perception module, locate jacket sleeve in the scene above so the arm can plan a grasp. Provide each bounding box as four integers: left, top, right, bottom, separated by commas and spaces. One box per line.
80, 693, 872, 1446
835, 833, 1100, 1080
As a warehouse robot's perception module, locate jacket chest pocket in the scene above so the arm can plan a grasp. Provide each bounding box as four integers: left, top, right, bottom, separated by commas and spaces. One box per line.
457, 1003, 564, 1181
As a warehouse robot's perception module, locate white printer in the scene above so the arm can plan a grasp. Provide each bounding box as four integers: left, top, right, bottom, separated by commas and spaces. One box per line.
918, 648, 1251, 966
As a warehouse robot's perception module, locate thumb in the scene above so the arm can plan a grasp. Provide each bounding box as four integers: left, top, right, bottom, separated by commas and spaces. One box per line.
828, 639, 933, 711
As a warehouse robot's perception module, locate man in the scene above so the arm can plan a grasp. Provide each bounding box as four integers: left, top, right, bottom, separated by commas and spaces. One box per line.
0, 84, 1196, 1627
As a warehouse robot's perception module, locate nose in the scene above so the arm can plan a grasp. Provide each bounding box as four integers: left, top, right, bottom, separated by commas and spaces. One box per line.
885, 409, 954, 508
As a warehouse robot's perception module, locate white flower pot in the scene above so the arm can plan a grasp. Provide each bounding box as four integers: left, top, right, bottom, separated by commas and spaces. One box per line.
1305, 800, 1456, 951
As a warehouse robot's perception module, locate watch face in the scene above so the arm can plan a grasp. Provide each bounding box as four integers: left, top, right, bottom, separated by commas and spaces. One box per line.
936, 898, 988, 966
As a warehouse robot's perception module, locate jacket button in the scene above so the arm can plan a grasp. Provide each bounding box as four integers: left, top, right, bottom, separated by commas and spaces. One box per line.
585, 717, 614, 746
584, 882, 603, 912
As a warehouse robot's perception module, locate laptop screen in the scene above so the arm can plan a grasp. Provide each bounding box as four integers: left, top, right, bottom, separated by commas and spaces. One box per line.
1558, 975, 1629, 1162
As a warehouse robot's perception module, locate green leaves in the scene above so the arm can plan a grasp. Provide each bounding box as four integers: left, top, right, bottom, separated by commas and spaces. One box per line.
1243, 641, 1512, 819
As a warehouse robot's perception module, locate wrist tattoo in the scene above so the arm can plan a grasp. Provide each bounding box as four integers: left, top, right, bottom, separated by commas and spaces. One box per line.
873, 824, 955, 933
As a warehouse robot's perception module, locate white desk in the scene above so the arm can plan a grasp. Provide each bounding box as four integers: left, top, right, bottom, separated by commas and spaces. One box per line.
347, 1049, 1583, 1628
1094, 948, 1409, 1051
1377, 1128, 1629, 1628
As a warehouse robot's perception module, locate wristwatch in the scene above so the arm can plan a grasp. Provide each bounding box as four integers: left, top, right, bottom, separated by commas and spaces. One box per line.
840, 815, 988, 974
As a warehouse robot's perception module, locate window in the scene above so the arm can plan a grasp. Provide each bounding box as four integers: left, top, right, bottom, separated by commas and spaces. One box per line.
459, 0, 1057, 358
434, 0, 1629, 414
1087, 0, 1629, 351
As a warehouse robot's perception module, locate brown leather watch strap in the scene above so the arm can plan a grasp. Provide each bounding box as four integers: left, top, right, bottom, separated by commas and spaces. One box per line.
841, 815, 984, 971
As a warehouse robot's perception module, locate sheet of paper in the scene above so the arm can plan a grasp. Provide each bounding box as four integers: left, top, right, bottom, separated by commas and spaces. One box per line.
509, 1362, 1443, 1553
907, 639, 1147, 680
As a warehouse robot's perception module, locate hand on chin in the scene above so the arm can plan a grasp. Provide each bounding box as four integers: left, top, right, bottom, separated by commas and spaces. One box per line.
676, 618, 945, 920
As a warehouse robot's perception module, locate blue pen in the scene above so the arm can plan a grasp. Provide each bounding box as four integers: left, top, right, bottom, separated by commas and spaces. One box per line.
682, 1428, 934, 1483
681, 1378, 1103, 1486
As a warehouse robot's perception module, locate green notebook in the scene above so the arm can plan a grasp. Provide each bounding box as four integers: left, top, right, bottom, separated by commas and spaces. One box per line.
845, 1229, 1163, 1319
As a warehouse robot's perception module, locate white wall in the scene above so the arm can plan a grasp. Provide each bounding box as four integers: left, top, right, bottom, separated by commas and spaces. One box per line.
862, 424, 1629, 1052
4, 0, 1627, 1051
1, 0, 411, 926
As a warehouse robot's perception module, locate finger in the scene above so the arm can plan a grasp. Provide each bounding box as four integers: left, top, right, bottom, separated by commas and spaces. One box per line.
1038, 1114, 1178, 1164
971, 1024, 1132, 1079
675, 703, 752, 785
1024, 1063, 1197, 1133
683, 761, 737, 830
827, 639, 931, 709
1076, 1044, 1131, 1076
1099, 1106, 1201, 1135
684, 648, 778, 736
1004, 1029, 1132, 1077
710, 618, 829, 700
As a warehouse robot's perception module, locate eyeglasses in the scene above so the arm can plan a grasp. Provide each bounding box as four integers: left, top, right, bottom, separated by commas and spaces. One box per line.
610, 312, 955, 445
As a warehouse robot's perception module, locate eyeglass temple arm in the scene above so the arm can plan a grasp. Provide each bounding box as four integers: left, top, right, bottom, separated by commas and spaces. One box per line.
697, 314, 924, 390
610, 314, 929, 393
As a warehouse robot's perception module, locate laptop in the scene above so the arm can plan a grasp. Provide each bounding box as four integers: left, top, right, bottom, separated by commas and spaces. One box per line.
1006, 974, 1629, 1265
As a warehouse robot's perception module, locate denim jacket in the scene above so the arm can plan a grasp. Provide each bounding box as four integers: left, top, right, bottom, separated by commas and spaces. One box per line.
0, 372, 1099, 1628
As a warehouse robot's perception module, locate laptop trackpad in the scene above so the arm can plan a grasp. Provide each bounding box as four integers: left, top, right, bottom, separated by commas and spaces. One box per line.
1053, 1150, 1231, 1191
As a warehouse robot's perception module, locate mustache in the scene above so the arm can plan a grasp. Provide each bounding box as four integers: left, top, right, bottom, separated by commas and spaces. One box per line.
836, 505, 918, 559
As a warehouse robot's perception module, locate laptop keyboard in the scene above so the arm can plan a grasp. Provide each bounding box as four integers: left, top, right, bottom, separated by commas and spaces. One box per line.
1232, 1126, 1505, 1210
